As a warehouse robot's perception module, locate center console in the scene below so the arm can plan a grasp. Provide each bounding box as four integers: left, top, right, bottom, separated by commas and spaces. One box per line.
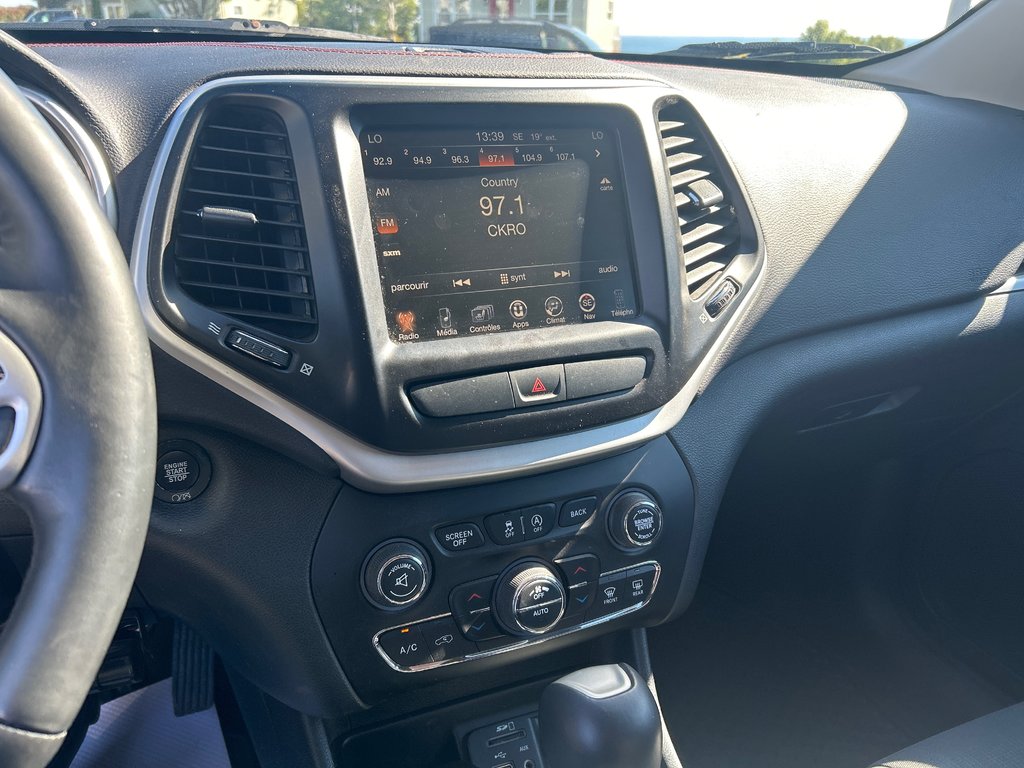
134, 73, 760, 730
312, 437, 692, 701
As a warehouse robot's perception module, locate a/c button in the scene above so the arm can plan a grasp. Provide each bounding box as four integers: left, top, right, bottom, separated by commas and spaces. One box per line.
377, 624, 430, 668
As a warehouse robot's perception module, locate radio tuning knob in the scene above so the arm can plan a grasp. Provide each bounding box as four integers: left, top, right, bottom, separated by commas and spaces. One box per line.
607, 491, 663, 550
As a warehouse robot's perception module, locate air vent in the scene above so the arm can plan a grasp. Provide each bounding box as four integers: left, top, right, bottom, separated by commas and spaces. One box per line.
170, 105, 316, 340
657, 105, 742, 298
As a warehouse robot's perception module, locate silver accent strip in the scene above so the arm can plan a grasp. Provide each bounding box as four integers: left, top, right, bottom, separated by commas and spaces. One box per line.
130, 75, 765, 493
991, 273, 1024, 295
0, 330, 43, 489
372, 560, 661, 673
20, 87, 118, 228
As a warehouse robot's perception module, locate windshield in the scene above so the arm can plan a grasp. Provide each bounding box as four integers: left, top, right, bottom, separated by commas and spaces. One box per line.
0, 0, 990, 64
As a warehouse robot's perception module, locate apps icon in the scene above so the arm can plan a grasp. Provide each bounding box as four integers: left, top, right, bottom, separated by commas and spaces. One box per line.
544, 296, 564, 318
470, 305, 495, 323
509, 300, 528, 320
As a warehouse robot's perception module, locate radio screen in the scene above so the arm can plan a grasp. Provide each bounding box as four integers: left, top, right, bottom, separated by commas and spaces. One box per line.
360, 126, 639, 342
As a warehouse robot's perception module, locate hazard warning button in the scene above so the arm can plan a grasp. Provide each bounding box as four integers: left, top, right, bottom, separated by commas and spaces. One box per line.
509, 364, 566, 407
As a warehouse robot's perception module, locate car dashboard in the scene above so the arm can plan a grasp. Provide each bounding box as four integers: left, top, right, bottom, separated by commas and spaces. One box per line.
2, 31, 1024, 766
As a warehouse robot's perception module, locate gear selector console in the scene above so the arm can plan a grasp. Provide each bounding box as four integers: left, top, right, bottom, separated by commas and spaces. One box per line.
311, 437, 693, 701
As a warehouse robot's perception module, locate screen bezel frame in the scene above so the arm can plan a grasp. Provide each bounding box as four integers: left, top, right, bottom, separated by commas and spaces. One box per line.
342, 95, 680, 442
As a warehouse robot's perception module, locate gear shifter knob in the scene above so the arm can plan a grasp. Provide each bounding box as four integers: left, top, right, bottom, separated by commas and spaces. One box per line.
538, 663, 662, 768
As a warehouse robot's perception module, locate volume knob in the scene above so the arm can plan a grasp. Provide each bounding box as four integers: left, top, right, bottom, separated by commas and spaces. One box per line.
362, 539, 431, 610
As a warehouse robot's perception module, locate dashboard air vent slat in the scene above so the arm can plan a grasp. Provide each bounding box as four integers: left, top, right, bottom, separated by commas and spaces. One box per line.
170, 105, 317, 340
658, 110, 742, 298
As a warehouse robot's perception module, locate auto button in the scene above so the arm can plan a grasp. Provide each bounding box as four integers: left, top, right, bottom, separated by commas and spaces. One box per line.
493, 561, 566, 636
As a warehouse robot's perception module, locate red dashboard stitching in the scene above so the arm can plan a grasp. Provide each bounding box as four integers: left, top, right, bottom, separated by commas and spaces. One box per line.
28, 41, 589, 60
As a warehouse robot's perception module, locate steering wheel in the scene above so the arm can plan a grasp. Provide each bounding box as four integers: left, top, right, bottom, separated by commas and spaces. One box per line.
0, 62, 156, 766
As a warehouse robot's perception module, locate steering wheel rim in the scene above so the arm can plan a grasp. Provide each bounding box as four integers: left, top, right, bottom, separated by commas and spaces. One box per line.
0, 57, 156, 766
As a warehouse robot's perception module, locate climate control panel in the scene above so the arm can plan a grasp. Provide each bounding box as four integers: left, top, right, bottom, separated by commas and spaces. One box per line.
311, 437, 693, 701
374, 557, 660, 671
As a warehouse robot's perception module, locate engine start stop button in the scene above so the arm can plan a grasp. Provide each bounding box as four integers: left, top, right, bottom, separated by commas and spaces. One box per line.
156, 450, 199, 493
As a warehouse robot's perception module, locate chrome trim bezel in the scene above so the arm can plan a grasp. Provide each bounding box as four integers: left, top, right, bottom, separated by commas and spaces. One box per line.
0, 330, 43, 489
20, 86, 118, 228
130, 75, 766, 493
372, 560, 661, 673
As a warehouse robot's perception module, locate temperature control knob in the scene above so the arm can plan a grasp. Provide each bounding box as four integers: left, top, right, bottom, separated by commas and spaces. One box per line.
493, 560, 566, 636
362, 539, 431, 610
608, 491, 663, 550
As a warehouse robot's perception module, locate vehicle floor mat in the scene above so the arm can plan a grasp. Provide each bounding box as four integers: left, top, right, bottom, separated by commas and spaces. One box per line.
72, 678, 230, 768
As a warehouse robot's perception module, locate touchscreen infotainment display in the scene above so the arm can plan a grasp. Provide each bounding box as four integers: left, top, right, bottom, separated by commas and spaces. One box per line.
360, 126, 639, 342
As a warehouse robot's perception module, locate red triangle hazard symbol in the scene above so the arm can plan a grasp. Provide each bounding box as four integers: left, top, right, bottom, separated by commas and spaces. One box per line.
531, 377, 547, 394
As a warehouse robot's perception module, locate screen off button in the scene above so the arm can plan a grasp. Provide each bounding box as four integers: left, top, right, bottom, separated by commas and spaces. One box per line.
436, 523, 484, 552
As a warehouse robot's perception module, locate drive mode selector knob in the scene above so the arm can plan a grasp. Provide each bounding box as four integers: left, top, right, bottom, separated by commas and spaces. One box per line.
363, 539, 431, 610
494, 560, 566, 636
608, 491, 663, 550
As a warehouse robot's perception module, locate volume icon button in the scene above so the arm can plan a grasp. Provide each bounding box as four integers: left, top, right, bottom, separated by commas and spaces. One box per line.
362, 539, 432, 610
